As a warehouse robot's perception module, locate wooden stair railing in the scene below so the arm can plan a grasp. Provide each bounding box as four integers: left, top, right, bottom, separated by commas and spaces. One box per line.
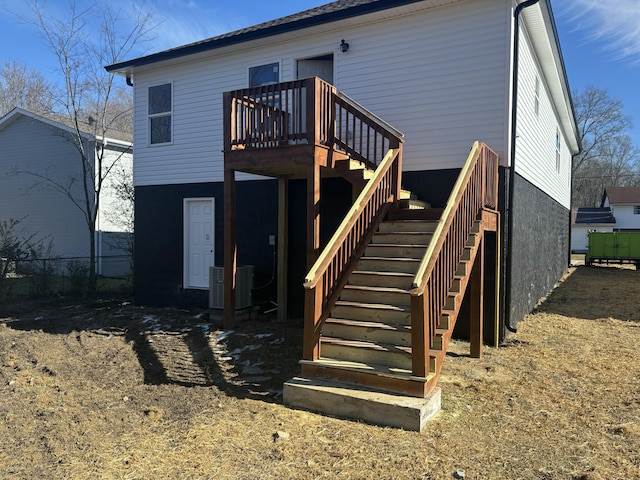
409, 141, 499, 381
303, 146, 403, 361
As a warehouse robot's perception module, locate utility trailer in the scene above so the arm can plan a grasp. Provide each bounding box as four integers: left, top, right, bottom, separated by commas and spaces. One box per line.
586, 231, 640, 269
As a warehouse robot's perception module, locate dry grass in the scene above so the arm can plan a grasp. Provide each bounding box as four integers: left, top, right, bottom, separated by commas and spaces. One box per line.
0, 265, 638, 479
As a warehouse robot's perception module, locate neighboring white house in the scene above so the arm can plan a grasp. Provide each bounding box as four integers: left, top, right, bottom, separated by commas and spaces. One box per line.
106, 0, 579, 330
570, 207, 616, 253
601, 186, 640, 232
0, 107, 133, 277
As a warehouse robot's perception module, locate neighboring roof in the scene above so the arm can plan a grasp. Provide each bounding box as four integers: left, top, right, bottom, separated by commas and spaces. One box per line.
0, 107, 132, 146
602, 186, 640, 205
573, 207, 616, 225
106, 0, 427, 74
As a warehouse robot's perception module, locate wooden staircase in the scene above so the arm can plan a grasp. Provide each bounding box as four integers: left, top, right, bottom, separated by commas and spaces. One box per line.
222, 77, 500, 426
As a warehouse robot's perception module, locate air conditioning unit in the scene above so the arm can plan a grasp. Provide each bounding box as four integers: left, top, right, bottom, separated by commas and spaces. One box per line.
209, 265, 253, 310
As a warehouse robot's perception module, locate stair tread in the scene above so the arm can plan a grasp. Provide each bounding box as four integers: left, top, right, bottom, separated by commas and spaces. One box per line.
321, 335, 412, 354
301, 358, 421, 379
325, 317, 411, 332
335, 300, 410, 312
367, 243, 429, 247
361, 256, 421, 262
352, 270, 414, 277
343, 284, 410, 294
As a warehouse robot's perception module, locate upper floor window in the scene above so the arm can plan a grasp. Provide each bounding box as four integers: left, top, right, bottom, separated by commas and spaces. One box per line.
149, 83, 172, 145
634, 205, 640, 215
249, 62, 279, 87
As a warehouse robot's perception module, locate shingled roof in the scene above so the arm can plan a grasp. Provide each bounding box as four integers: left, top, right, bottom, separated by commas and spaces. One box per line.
105, 0, 424, 73
573, 207, 616, 225
602, 186, 640, 206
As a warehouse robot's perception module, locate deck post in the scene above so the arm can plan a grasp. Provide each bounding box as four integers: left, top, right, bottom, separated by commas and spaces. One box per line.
470, 234, 485, 358
410, 292, 430, 378
307, 161, 321, 269
223, 167, 237, 329
277, 177, 289, 322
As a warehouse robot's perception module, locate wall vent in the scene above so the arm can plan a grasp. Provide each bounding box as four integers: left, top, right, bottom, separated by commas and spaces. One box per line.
209, 266, 253, 310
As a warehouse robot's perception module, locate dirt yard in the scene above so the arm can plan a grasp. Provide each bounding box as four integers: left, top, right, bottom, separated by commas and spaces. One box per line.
0, 265, 638, 479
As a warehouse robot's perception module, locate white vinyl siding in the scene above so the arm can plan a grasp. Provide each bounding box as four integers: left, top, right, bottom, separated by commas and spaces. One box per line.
131, 0, 511, 187
513, 24, 572, 209
609, 204, 640, 230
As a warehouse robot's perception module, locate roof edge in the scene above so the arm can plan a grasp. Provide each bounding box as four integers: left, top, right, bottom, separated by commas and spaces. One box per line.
105, 0, 425, 74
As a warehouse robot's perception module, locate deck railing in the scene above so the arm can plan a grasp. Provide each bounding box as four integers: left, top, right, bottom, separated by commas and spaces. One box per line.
409, 142, 499, 377
223, 77, 404, 170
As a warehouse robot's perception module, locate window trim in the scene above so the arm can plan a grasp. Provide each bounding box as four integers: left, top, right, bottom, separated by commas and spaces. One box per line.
148, 82, 173, 146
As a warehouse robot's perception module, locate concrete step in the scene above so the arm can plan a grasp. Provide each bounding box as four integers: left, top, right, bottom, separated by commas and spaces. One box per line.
283, 376, 441, 432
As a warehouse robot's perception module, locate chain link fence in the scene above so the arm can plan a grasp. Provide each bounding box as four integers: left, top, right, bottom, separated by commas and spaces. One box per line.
0, 255, 132, 299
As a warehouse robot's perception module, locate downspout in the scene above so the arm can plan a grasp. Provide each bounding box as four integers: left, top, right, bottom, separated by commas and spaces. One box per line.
504, 0, 540, 334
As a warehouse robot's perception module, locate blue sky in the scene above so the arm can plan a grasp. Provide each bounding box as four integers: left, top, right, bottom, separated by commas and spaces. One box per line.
1, 0, 639, 147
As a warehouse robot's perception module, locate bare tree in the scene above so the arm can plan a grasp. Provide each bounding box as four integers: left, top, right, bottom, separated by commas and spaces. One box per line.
19, 0, 155, 292
0, 60, 55, 116
572, 87, 640, 206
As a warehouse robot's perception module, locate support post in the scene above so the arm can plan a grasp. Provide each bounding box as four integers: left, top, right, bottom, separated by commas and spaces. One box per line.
410, 292, 430, 378
307, 161, 321, 270
277, 177, 289, 322
470, 235, 485, 358
223, 167, 237, 329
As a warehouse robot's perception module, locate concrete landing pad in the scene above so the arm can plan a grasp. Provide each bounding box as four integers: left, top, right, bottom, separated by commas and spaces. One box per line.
283, 376, 441, 432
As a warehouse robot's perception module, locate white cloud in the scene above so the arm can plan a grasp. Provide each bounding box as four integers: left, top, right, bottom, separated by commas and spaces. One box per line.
145, 0, 247, 51
562, 0, 640, 64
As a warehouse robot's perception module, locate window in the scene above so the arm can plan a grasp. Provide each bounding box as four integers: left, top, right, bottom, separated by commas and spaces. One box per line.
249, 62, 279, 87
634, 205, 640, 215
534, 76, 540, 116
148, 83, 172, 144
555, 127, 561, 173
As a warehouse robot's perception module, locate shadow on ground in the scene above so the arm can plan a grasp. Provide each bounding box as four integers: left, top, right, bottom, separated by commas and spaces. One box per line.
533, 265, 640, 322
2, 296, 303, 402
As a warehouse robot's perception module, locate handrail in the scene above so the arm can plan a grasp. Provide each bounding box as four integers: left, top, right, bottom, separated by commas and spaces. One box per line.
409, 141, 499, 376
303, 147, 402, 360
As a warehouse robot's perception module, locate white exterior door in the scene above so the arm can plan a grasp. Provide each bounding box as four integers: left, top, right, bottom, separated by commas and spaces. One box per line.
184, 198, 214, 289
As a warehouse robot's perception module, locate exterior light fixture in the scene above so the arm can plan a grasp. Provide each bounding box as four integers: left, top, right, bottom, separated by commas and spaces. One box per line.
340, 39, 349, 53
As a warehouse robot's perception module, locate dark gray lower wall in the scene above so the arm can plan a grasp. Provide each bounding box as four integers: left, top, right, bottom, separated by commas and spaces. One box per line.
134, 168, 569, 334
504, 169, 570, 332
134, 177, 351, 313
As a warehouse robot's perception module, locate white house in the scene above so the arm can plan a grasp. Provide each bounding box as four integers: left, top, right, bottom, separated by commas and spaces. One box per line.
570, 207, 616, 253
0, 107, 133, 277
106, 0, 579, 428
602, 186, 640, 232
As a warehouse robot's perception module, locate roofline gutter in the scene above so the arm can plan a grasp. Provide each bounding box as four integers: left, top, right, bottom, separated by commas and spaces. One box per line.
504, 0, 540, 334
